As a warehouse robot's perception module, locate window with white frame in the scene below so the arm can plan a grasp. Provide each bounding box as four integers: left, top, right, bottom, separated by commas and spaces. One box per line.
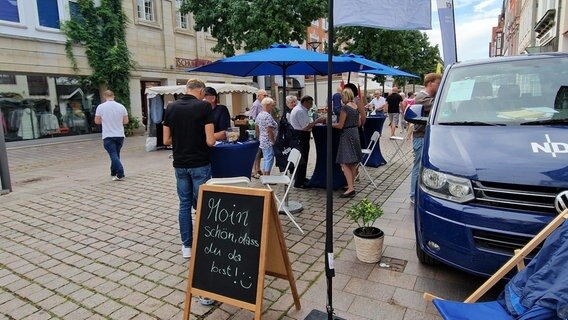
0, 0, 20, 23
137, 0, 154, 21
175, 0, 189, 29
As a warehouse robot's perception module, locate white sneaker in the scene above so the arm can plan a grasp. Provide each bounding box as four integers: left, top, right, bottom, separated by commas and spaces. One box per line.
112, 176, 124, 181
182, 245, 191, 258
198, 296, 215, 305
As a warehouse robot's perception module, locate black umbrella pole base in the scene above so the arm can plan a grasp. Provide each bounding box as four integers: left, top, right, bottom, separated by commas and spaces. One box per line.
304, 309, 346, 320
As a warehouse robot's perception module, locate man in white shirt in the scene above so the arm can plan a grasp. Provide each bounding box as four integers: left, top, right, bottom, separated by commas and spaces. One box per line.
289, 95, 324, 188
95, 90, 129, 181
366, 90, 386, 116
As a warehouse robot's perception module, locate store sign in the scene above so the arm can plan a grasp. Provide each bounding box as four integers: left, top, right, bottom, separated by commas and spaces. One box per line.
175, 58, 212, 68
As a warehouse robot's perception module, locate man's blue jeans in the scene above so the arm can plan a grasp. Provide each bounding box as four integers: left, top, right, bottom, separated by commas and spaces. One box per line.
103, 137, 125, 178
175, 165, 211, 247
411, 137, 424, 200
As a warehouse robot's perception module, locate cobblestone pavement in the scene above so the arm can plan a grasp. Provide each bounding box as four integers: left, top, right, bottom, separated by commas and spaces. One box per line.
1, 131, 498, 319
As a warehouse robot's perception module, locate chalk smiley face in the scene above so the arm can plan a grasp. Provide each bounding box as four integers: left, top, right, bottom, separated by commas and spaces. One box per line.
239, 272, 253, 289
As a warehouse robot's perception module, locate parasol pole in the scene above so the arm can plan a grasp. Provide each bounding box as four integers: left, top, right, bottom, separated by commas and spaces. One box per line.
325, 0, 335, 318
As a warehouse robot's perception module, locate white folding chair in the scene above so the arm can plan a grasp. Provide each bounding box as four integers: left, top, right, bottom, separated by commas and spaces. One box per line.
356, 131, 380, 189
260, 148, 304, 234
205, 176, 251, 187
389, 136, 406, 162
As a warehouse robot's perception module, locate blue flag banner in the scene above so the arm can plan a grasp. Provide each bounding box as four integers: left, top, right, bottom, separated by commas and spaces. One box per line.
437, 0, 457, 66
333, 0, 431, 30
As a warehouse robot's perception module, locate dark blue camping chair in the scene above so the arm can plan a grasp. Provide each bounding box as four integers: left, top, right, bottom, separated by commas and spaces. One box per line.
425, 210, 568, 320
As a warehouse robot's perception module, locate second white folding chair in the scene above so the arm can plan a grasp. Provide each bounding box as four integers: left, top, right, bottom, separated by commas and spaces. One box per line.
356, 131, 380, 189
260, 148, 304, 234
389, 136, 406, 162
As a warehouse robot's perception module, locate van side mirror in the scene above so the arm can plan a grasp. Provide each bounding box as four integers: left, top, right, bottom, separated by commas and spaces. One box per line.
404, 104, 427, 125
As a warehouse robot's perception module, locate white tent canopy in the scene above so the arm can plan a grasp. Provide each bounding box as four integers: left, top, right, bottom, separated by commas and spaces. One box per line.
145, 83, 259, 98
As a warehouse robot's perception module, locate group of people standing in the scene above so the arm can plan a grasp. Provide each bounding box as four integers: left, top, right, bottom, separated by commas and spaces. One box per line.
365, 87, 416, 139
94, 74, 441, 278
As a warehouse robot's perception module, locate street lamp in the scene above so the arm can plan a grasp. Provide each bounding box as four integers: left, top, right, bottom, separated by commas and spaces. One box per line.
308, 41, 322, 106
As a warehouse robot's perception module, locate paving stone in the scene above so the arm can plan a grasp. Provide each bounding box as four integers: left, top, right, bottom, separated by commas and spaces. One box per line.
94, 299, 123, 316
137, 297, 164, 314
51, 300, 80, 317
9, 303, 38, 319
109, 306, 139, 320
62, 307, 95, 320
151, 303, 179, 319
21, 310, 52, 320
80, 293, 107, 309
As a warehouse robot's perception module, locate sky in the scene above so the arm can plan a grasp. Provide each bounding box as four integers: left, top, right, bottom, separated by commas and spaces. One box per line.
424, 0, 502, 62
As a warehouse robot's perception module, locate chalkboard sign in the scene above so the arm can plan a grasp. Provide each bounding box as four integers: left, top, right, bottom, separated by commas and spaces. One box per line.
192, 190, 265, 304
184, 185, 301, 320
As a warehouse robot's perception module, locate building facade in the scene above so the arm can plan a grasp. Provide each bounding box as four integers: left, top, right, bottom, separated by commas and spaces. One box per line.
490, 0, 567, 56
0, 0, 252, 143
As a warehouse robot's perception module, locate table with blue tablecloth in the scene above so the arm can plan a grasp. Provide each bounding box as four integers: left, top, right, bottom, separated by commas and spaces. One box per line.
363, 116, 387, 167
306, 124, 347, 190
210, 140, 259, 178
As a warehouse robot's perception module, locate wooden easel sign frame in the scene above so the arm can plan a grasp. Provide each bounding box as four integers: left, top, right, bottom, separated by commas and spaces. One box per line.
183, 185, 300, 320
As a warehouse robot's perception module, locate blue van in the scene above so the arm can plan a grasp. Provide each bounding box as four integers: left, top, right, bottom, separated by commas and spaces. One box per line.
405, 53, 568, 277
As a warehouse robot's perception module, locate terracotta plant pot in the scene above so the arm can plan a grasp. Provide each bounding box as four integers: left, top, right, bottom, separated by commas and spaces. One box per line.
353, 226, 384, 263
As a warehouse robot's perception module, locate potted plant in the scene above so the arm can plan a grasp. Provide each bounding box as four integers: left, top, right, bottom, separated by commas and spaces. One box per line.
346, 198, 385, 263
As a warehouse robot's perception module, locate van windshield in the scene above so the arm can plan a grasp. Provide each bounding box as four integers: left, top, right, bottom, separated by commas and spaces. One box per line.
435, 56, 568, 126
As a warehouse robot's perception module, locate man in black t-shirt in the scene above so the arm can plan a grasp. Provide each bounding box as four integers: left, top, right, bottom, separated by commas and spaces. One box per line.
163, 78, 215, 260
203, 86, 231, 140
386, 86, 403, 138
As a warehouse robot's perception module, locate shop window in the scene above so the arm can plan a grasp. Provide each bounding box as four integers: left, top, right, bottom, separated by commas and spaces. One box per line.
27, 76, 49, 96
0, 0, 20, 23
175, 0, 189, 29
36, 0, 61, 28
0, 74, 16, 85
137, 0, 155, 21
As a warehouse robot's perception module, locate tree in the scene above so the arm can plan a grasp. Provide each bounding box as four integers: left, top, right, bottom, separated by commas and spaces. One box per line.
62, 0, 139, 134
335, 27, 441, 87
180, 0, 327, 56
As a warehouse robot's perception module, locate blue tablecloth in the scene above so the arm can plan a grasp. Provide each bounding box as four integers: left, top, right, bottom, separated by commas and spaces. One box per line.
210, 140, 259, 178
307, 125, 347, 190
363, 116, 387, 167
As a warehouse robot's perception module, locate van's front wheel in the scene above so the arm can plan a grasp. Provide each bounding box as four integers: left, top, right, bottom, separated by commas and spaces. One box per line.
416, 243, 439, 265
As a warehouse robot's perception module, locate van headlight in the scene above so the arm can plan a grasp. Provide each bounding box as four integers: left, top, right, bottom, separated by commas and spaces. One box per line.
420, 168, 474, 203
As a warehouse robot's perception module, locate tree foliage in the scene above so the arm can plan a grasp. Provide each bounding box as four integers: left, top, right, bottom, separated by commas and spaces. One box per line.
335, 27, 441, 87
62, 0, 134, 111
180, 0, 327, 56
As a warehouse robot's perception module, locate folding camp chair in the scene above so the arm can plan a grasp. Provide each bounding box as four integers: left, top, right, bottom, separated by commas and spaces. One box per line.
260, 148, 304, 234
424, 209, 568, 320
356, 131, 380, 189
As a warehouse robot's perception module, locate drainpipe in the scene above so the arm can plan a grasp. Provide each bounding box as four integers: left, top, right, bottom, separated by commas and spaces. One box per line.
531, 0, 537, 47
555, 0, 562, 51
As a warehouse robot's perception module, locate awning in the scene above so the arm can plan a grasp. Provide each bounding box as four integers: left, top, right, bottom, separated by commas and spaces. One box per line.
145, 83, 259, 99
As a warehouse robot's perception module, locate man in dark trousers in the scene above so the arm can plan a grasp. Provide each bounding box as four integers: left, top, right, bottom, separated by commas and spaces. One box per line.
289, 95, 325, 188
386, 86, 403, 138
203, 86, 231, 141
163, 78, 215, 260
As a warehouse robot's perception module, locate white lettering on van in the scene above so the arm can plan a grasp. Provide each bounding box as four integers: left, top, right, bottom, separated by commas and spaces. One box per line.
531, 134, 568, 158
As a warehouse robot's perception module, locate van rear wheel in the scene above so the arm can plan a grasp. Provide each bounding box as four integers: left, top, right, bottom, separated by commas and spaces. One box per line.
416, 243, 439, 265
